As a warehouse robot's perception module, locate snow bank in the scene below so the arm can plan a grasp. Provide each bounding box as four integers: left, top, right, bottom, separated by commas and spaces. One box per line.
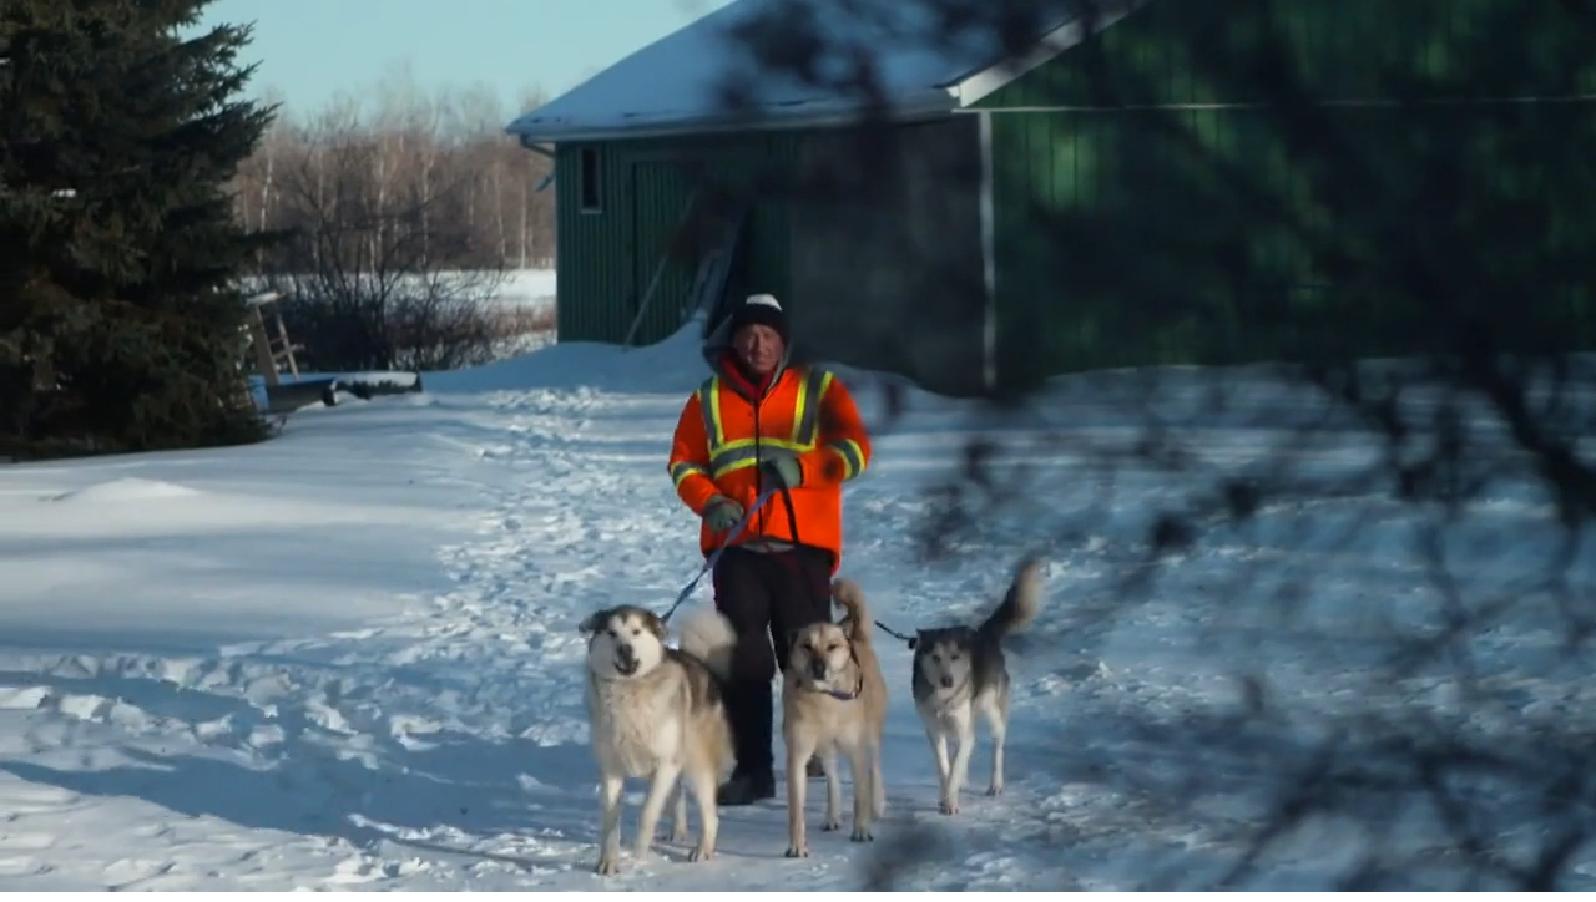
50, 478, 203, 504
424, 314, 709, 395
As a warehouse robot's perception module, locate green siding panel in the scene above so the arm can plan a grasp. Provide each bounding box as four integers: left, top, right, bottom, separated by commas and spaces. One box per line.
978, 0, 1596, 384
991, 0, 1596, 110
628, 159, 697, 345
555, 142, 633, 343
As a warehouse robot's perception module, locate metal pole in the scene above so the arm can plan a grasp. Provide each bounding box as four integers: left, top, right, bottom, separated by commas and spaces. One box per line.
979, 111, 998, 393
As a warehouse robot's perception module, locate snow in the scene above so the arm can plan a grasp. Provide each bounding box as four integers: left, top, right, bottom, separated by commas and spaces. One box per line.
238, 268, 555, 312
425, 313, 707, 394
1, 314, 1593, 889
507, 0, 1087, 141
49, 477, 203, 503
489, 268, 557, 311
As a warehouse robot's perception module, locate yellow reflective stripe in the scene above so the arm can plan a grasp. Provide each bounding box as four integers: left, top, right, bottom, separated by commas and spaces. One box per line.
709, 445, 757, 476
789, 371, 810, 444
713, 437, 809, 453
796, 371, 832, 446
703, 377, 723, 447
711, 441, 811, 477
827, 439, 865, 479
711, 457, 761, 479
671, 461, 709, 487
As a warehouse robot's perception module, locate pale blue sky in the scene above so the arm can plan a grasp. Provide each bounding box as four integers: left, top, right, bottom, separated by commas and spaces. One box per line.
198, 0, 734, 119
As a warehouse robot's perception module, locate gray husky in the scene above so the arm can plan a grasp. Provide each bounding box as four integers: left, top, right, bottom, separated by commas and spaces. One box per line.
910, 558, 1044, 814
580, 604, 736, 875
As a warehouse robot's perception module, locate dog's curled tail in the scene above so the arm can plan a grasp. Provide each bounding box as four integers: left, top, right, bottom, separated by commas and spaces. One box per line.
830, 578, 872, 644
978, 556, 1046, 642
676, 606, 737, 681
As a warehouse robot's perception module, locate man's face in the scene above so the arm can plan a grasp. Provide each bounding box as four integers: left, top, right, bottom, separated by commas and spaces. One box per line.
732, 323, 784, 378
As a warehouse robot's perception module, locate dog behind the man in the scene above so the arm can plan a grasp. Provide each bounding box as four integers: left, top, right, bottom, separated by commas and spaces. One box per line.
581, 604, 735, 875
911, 557, 1044, 815
781, 578, 888, 858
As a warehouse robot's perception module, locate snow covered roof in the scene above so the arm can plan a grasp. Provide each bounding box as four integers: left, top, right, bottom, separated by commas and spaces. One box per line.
507, 0, 1138, 143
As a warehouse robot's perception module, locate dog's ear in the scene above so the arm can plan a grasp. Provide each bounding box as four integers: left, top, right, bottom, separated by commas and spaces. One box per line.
641, 610, 667, 640
579, 610, 608, 636
909, 630, 924, 651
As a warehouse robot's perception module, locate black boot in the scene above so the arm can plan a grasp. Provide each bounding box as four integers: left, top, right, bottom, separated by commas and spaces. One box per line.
718, 682, 775, 806
717, 769, 776, 806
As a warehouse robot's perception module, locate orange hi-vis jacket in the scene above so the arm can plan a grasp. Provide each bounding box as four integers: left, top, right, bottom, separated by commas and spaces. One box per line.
669, 362, 871, 566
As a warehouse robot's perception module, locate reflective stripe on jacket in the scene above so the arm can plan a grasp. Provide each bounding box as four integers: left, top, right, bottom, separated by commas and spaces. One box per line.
669, 364, 871, 564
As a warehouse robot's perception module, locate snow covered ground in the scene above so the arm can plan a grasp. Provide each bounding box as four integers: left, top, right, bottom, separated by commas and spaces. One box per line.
487, 268, 556, 311
1, 316, 1593, 889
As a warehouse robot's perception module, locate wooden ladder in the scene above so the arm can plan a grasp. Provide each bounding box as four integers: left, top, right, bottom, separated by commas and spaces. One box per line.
244, 291, 301, 386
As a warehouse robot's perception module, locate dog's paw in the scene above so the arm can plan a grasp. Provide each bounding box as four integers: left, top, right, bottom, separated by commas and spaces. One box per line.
850, 826, 875, 843
820, 817, 841, 832
689, 845, 715, 862
595, 857, 621, 876
939, 798, 960, 816
986, 782, 1004, 797
785, 844, 810, 858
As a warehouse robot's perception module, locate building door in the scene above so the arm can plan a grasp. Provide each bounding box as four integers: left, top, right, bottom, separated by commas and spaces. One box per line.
625, 160, 701, 346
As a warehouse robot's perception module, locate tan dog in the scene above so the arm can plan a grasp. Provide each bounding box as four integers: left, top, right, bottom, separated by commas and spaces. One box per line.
782, 579, 888, 857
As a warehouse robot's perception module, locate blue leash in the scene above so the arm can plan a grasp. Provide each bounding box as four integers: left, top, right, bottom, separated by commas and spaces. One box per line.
660, 485, 778, 624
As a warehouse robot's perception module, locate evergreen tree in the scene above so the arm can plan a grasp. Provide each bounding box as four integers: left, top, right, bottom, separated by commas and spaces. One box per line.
0, 0, 274, 456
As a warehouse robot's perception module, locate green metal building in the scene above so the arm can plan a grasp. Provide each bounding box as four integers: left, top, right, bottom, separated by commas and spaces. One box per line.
509, 0, 1596, 395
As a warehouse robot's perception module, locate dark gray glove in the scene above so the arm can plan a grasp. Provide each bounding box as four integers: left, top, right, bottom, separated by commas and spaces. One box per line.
758, 449, 802, 489
702, 495, 743, 532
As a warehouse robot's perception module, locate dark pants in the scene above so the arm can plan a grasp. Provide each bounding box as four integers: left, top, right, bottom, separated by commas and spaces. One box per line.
712, 545, 833, 776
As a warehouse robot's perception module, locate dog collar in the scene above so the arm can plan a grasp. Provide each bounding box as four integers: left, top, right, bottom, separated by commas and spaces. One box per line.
824, 671, 865, 702
809, 646, 865, 701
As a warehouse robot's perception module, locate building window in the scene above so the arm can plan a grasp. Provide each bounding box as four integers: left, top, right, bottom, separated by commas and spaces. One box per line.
580, 147, 602, 213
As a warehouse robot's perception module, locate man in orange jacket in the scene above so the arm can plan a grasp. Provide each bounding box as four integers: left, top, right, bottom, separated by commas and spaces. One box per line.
669, 292, 872, 805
